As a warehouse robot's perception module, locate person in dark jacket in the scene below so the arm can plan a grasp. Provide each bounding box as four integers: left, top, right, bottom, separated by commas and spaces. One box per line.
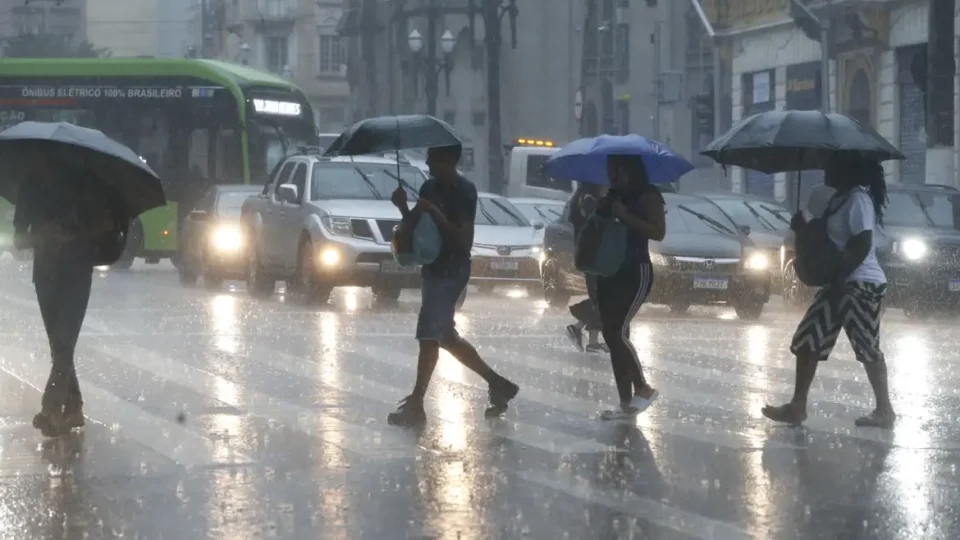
564, 182, 608, 353
13, 154, 117, 437
596, 154, 666, 420
387, 144, 519, 427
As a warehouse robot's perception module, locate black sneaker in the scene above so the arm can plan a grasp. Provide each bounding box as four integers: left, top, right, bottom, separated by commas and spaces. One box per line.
565, 325, 584, 352
387, 395, 427, 427
485, 378, 520, 418
585, 343, 609, 354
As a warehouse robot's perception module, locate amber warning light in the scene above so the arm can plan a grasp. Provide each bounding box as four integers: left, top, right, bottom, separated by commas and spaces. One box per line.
515, 138, 554, 147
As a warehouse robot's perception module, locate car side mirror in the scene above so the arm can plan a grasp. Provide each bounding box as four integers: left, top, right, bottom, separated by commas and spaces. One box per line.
277, 184, 298, 203
188, 210, 208, 221
739, 225, 751, 236
532, 219, 545, 230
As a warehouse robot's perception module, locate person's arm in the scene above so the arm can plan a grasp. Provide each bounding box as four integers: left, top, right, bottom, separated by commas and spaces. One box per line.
615, 191, 666, 241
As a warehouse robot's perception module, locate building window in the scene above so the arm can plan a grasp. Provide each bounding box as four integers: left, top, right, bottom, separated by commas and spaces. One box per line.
319, 35, 345, 74
614, 23, 630, 83
266, 36, 288, 73
13, 7, 44, 35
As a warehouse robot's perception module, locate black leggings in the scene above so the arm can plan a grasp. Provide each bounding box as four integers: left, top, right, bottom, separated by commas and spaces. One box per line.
596, 262, 653, 403
35, 268, 92, 412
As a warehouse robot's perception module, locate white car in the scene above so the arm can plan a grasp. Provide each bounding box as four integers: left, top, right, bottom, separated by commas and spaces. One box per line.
470, 192, 546, 293
508, 196, 567, 228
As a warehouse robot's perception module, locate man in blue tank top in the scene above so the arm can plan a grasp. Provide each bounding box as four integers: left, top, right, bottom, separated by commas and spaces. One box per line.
388, 144, 519, 426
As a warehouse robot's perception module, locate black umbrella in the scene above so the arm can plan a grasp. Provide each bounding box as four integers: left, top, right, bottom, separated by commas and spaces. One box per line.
323, 114, 462, 157
700, 110, 905, 173
0, 121, 165, 217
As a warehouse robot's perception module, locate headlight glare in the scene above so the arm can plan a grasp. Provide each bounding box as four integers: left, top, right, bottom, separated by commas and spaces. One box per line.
318, 247, 340, 266
650, 252, 669, 266
321, 216, 352, 236
900, 238, 928, 261
744, 252, 769, 271
212, 226, 243, 251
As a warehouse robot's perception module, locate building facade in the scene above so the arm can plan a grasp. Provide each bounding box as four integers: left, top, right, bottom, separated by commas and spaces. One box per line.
0, 0, 86, 42
718, 0, 960, 209
218, 0, 350, 132
340, 0, 719, 193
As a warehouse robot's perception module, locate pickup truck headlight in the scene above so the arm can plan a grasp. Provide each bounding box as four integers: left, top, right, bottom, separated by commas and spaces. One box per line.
650, 252, 670, 266
321, 216, 352, 236
896, 238, 928, 261
744, 251, 770, 271
212, 225, 243, 252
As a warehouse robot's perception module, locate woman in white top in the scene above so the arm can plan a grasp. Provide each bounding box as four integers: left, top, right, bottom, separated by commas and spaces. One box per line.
762, 154, 895, 429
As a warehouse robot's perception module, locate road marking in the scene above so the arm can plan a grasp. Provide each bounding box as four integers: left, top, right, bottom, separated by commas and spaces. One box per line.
517, 470, 757, 540
0, 343, 244, 469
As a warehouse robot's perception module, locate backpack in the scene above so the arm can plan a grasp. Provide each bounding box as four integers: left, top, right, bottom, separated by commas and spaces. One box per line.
392, 211, 441, 266
793, 193, 847, 287
575, 213, 628, 277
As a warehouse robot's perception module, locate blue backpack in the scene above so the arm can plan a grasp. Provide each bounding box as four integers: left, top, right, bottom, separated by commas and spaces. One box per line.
392, 212, 442, 266
575, 214, 628, 277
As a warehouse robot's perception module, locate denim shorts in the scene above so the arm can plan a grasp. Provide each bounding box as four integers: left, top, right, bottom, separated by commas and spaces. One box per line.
416, 261, 470, 343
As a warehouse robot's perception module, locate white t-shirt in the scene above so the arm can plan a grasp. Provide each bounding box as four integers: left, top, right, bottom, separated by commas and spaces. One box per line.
824, 186, 886, 284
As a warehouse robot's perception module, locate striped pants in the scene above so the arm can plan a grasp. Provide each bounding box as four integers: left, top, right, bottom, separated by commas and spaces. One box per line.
791, 281, 886, 364
596, 262, 654, 402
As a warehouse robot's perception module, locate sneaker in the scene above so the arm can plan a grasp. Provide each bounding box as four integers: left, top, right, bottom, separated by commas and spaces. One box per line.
626, 390, 659, 415
387, 395, 427, 427
565, 325, 584, 352
485, 378, 520, 418
585, 343, 609, 354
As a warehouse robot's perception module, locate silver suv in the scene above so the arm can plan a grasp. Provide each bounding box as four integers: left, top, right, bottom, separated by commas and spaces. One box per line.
241, 153, 428, 304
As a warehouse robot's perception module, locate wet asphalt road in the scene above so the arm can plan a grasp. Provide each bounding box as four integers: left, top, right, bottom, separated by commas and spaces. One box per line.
0, 260, 959, 540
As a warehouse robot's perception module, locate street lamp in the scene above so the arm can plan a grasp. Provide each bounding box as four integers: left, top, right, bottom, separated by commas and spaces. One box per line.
406, 28, 455, 115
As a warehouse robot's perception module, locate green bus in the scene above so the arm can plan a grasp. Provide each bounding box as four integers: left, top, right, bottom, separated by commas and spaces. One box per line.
0, 58, 318, 267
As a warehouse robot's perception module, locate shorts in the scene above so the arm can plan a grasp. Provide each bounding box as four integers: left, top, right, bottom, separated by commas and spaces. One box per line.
791, 281, 886, 363
416, 261, 470, 343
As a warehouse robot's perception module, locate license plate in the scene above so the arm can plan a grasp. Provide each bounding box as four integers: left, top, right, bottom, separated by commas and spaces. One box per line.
949, 280, 960, 292
693, 277, 728, 290
490, 260, 519, 271
380, 261, 419, 274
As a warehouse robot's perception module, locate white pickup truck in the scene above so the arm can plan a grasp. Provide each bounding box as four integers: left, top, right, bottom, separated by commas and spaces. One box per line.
240, 152, 429, 304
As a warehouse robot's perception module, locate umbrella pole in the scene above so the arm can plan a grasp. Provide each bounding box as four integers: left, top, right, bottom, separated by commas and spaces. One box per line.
394, 116, 402, 188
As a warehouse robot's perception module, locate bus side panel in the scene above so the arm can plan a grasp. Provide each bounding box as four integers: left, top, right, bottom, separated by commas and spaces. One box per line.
139, 203, 178, 253
0, 199, 14, 250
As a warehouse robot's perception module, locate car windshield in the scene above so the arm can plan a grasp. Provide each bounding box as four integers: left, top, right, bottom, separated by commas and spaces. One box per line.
713, 199, 789, 232
667, 200, 738, 236
513, 202, 565, 222
886, 191, 960, 230
216, 191, 257, 217
476, 197, 530, 226
311, 163, 426, 200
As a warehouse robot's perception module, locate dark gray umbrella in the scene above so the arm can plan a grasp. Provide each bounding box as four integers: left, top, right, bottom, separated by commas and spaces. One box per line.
700, 110, 905, 173
0, 121, 165, 217
323, 114, 461, 157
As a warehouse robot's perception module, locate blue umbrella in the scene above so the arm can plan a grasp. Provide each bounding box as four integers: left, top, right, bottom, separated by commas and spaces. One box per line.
545, 134, 694, 185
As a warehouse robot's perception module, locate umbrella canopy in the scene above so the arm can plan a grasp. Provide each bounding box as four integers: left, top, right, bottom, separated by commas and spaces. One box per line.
700, 110, 905, 173
0, 121, 165, 217
544, 134, 694, 185
323, 114, 462, 157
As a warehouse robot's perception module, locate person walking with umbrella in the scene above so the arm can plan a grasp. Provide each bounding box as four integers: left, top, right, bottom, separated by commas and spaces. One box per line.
13, 150, 121, 437
762, 154, 895, 428
388, 144, 520, 426
0, 121, 165, 437
544, 135, 693, 419
700, 110, 904, 428
565, 182, 608, 353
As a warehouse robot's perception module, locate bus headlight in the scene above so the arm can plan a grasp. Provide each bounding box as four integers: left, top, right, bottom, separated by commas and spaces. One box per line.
744, 252, 770, 271
212, 226, 243, 251
899, 238, 928, 261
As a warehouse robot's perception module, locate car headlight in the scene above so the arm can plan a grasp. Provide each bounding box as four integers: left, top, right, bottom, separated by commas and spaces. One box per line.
212, 226, 243, 251
530, 245, 542, 255
898, 238, 928, 261
650, 252, 669, 266
744, 251, 770, 271
320, 216, 352, 236
318, 246, 340, 267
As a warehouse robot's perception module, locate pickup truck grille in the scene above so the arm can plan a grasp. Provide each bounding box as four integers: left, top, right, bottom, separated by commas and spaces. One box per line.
376, 219, 402, 241
351, 219, 374, 240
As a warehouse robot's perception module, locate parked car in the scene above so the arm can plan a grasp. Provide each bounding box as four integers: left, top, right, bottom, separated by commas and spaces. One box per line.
241, 151, 429, 304
179, 184, 262, 287
471, 193, 546, 293
509, 197, 567, 225
541, 192, 773, 320
693, 192, 791, 287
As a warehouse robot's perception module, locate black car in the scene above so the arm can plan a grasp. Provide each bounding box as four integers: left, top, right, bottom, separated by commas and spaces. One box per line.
179, 185, 262, 287
541, 192, 774, 319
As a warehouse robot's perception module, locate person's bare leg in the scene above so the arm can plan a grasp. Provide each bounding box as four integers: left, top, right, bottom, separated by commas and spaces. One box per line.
762, 354, 817, 425
387, 340, 439, 426
856, 360, 896, 428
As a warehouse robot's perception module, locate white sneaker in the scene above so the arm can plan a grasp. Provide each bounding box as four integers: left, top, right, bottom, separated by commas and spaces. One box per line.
627, 390, 659, 415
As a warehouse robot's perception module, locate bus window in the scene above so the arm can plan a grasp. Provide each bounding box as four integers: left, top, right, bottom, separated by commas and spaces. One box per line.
217, 127, 243, 184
